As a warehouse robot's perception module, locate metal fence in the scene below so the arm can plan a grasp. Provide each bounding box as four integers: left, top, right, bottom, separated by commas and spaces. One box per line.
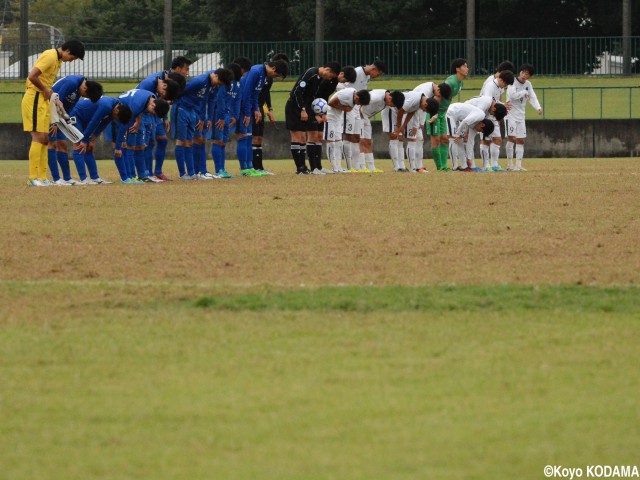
1, 37, 640, 80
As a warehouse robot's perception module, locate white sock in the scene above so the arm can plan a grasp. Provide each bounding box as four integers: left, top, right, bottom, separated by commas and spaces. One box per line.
389, 140, 399, 169
416, 141, 424, 169
515, 144, 524, 168
407, 142, 417, 170
332, 141, 343, 170
351, 143, 362, 169
326, 142, 334, 168
365, 153, 375, 171
490, 143, 501, 168
506, 141, 514, 168
396, 141, 406, 170
343, 141, 353, 169
480, 144, 490, 169
449, 139, 459, 169
456, 142, 467, 166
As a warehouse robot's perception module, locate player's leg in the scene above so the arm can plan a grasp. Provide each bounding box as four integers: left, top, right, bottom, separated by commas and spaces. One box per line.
514, 121, 527, 171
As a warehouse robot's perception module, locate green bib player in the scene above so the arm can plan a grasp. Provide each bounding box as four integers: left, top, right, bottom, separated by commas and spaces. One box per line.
428, 58, 468, 171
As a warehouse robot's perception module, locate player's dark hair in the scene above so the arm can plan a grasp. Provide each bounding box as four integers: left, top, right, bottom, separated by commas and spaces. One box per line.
60, 39, 85, 60
480, 119, 495, 137
269, 60, 289, 79
324, 61, 342, 75
520, 63, 535, 76
356, 89, 371, 106
215, 68, 233, 88
232, 57, 252, 73
372, 60, 387, 73
166, 72, 186, 92
496, 61, 515, 73
227, 63, 243, 82
426, 97, 439, 117
493, 103, 507, 121
162, 79, 181, 102
115, 104, 133, 124
85, 80, 103, 103
438, 82, 452, 100
153, 98, 170, 118
390, 90, 405, 109
342, 66, 357, 83
271, 52, 290, 63
171, 56, 192, 69
498, 70, 515, 86
450, 58, 467, 74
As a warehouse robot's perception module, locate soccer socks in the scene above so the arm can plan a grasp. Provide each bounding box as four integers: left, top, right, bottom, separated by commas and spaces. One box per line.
515, 144, 525, 169
438, 143, 449, 170
415, 141, 424, 170
175, 145, 186, 177
28, 142, 46, 180
58, 151, 71, 181
431, 147, 441, 170
72, 150, 88, 181
490, 143, 501, 168
193, 142, 203, 174
211, 143, 225, 173
237, 136, 253, 170
364, 153, 375, 172
198, 143, 207, 174
144, 142, 154, 176
184, 146, 195, 176
252, 144, 264, 170
448, 139, 459, 170
307, 143, 323, 171
480, 144, 490, 170
506, 140, 515, 169
290, 142, 307, 172
134, 149, 148, 178
85, 152, 99, 180
114, 153, 127, 180
407, 142, 417, 170
48, 148, 60, 181
343, 141, 353, 169
154, 138, 168, 176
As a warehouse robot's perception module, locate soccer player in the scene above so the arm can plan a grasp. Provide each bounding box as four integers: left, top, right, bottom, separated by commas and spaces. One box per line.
324, 88, 371, 173
338, 61, 386, 171
394, 92, 440, 173
409, 81, 453, 172
22, 39, 85, 186
505, 64, 542, 171
70, 96, 133, 184
48, 75, 103, 186
251, 52, 290, 174
476, 63, 515, 171
358, 89, 406, 173
116, 89, 170, 183
285, 62, 341, 174
446, 101, 496, 168
136, 68, 183, 181
380, 92, 407, 171
171, 68, 233, 180
211, 63, 242, 178
429, 58, 468, 171
237, 60, 288, 176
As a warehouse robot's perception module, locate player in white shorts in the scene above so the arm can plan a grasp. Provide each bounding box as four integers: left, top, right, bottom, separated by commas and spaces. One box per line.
504, 63, 542, 171
407, 81, 452, 172
446, 101, 496, 169
380, 92, 406, 171
359, 89, 406, 173
394, 91, 440, 173
458, 95, 508, 171
337, 61, 386, 171
325, 87, 371, 172
473, 62, 514, 171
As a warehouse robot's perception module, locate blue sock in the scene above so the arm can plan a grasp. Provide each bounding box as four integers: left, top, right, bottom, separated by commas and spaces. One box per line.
198, 143, 207, 173
85, 152, 99, 179
236, 138, 246, 170
114, 153, 126, 180
72, 150, 87, 180
211, 144, 223, 173
193, 143, 202, 174
48, 149, 60, 181
155, 138, 168, 175
58, 151, 71, 181
134, 149, 148, 178
125, 149, 136, 179
244, 135, 254, 169
184, 147, 195, 176
144, 143, 153, 177
175, 145, 186, 176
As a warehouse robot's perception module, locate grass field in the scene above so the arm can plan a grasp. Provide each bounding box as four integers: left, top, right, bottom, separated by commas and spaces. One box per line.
1, 158, 639, 479
2, 76, 639, 122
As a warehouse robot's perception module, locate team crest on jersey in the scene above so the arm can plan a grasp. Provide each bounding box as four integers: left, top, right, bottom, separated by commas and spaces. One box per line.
299, 81, 306, 88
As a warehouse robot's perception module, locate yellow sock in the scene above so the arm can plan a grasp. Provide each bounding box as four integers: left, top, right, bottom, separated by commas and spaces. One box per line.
38, 142, 49, 180
28, 142, 44, 180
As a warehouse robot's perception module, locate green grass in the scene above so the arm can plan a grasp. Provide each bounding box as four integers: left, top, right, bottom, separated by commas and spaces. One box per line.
1, 282, 639, 480
2, 76, 639, 122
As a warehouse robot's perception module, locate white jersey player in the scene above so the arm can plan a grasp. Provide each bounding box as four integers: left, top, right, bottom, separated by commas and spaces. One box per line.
394, 91, 439, 173
337, 61, 386, 171
359, 89, 404, 172
504, 64, 542, 171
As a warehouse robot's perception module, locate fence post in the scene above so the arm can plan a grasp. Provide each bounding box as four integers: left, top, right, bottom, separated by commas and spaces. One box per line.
19, 0, 29, 79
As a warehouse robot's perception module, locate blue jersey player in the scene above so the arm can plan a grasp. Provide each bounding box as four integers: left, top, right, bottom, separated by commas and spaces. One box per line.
236, 60, 288, 176
170, 68, 232, 180
48, 75, 102, 186
69, 97, 132, 184
116, 89, 170, 183
210, 63, 241, 178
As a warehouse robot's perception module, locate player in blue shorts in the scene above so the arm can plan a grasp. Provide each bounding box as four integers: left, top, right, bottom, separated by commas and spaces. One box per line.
171, 68, 233, 180
237, 60, 288, 176
209, 63, 241, 178
49, 75, 103, 185
70, 96, 133, 184
115, 89, 170, 183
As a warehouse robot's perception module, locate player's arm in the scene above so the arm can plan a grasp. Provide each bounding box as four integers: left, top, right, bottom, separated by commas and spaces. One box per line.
28, 67, 54, 100
293, 68, 315, 110
328, 95, 351, 112
458, 110, 485, 138
528, 85, 543, 114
